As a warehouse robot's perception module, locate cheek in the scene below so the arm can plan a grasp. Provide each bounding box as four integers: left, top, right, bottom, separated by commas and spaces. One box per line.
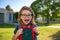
21, 16, 23, 20
30, 17, 32, 21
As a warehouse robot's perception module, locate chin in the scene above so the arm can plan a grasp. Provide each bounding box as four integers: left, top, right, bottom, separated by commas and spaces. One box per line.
24, 23, 29, 25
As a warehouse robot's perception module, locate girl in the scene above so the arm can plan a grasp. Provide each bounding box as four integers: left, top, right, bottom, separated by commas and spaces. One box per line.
12, 6, 39, 40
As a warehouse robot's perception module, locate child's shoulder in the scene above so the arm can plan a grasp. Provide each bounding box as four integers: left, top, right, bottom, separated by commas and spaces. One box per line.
32, 24, 37, 27
17, 25, 22, 29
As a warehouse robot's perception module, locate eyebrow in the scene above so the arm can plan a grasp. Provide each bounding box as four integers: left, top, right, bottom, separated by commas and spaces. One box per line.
21, 14, 32, 15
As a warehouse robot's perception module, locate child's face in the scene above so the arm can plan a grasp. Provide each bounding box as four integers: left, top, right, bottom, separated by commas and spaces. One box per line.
21, 10, 32, 25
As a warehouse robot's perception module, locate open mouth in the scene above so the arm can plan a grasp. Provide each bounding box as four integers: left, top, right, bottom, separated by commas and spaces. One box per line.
24, 19, 30, 23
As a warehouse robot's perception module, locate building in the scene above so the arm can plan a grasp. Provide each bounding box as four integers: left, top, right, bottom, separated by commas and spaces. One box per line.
0, 8, 14, 24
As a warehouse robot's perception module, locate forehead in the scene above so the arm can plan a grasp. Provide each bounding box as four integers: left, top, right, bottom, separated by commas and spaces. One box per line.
21, 10, 32, 14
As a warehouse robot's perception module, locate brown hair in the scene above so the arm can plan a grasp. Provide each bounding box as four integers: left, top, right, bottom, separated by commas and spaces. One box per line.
17, 6, 35, 26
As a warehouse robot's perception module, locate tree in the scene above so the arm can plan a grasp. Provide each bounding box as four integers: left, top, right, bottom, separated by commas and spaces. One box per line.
6, 5, 13, 11
14, 12, 18, 20
13, 12, 18, 23
31, 0, 60, 24
31, 1, 39, 19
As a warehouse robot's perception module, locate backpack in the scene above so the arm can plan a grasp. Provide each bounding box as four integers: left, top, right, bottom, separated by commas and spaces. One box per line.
14, 24, 37, 40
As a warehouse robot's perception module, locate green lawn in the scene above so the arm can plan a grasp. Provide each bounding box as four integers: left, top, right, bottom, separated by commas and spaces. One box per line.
49, 23, 60, 26
0, 24, 60, 40
0, 28, 14, 40
37, 27, 60, 40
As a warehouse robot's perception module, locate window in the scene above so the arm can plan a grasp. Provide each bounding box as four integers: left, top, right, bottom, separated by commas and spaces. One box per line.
9, 14, 11, 21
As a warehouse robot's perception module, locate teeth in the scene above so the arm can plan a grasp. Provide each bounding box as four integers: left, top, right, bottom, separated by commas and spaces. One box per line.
25, 20, 29, 21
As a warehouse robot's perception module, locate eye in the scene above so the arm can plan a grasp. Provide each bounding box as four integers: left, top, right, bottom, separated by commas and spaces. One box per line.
21, 14, 26, 16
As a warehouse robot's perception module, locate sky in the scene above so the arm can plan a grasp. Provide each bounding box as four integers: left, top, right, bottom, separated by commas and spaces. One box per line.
0, 0, 35, 12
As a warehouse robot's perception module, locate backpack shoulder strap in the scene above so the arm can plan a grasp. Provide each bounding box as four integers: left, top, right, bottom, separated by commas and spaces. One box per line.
31, 24, 37, 28
17, 25, 22, 29
14, 25, 22, 34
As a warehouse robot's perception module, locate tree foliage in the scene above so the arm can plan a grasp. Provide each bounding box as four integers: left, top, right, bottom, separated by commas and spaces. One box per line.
6, 5, 12, 11
31, 0, 60, 24
14, 12, 18, 20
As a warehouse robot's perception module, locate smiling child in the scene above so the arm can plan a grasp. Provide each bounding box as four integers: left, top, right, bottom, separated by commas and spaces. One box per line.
12, 6, 39, 40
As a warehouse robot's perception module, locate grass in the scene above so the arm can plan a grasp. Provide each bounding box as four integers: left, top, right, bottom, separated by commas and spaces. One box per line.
0, 24, 60, 40
0, 24, 15, 28
0, 28, 14, 40
36, 23, 60, 26
37, 27, 60, 40
49, 23, 60, 26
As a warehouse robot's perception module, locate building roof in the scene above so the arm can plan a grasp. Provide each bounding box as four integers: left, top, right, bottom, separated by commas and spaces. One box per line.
0, 8, 7, 13
0, 8, 14, 14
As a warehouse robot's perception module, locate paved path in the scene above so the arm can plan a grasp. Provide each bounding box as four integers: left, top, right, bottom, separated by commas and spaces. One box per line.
48, 26, 60, 28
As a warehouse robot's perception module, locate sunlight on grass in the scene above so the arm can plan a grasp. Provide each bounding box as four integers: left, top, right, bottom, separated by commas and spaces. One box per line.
0, 26, 60, 40
37, 27, 60, 40
0, 28, 15, 40
49, 24, 60, 26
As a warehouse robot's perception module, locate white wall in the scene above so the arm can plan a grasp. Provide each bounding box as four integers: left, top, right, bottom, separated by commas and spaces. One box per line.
4, 11, 9, 23
0, 8, 14, 24
0, 8, 9, 23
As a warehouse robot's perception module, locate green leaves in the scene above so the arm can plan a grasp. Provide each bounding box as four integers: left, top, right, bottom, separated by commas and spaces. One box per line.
31, 0, 60, 24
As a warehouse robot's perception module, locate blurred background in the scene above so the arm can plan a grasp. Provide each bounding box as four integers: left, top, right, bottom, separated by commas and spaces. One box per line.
0, 0, 60, 40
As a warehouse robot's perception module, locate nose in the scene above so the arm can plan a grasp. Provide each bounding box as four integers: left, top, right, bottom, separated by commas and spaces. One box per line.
25, 16, 30, 18
25, 16, 29, 18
